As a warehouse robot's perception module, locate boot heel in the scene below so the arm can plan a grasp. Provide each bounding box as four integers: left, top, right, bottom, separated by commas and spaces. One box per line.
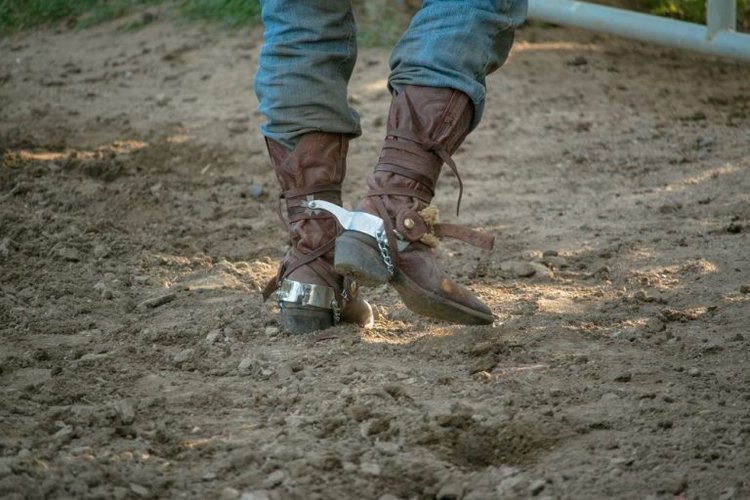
335, 231, 391, 287
280, 304, 334, 334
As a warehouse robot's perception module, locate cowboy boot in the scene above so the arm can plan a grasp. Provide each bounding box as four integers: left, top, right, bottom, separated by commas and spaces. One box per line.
262, 132, 374, 334
331, 86, 495, 325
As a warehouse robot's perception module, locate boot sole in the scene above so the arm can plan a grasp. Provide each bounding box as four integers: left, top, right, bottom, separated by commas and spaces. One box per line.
334, 231, 391, 287
392, 271, 494, 325
280, 304, 334, 334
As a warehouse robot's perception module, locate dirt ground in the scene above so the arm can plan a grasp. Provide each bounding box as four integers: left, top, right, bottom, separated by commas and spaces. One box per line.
1, 11, 749, 500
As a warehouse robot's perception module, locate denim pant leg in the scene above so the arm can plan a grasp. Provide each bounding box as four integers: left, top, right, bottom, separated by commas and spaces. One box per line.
254, 0, 360, 150
389, 0, 528, 130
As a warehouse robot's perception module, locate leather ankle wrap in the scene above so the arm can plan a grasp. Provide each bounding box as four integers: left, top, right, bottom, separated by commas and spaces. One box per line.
366, 85, 473, 215
359, 86, 493, 264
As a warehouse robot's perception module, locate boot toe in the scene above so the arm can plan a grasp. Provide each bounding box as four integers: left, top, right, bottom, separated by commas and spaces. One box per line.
394, 249, 494, 325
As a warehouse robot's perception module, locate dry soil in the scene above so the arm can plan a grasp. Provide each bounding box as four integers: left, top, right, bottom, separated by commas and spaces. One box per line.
1, 14, 749, 500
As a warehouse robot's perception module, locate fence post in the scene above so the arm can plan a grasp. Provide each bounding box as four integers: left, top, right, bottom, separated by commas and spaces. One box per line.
706, 0, 736, 39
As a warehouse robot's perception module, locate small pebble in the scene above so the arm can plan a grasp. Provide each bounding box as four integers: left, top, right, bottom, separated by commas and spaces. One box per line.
238, 358, 254, 375
92, 243, 110, 259
249, 184, 264, 198
262, 470, 285, 488
658, 474, 687, 494
500, 260, 536, 278
58, 247, 81, 262
360, 462, 381, 476
0, 238, 11, 259
264, 326, 279, 336
688, 367, 701, 377
543, 255, 568, 269
645, 317, 666, 333
173, 349, 194, 365
374, 441, 399, 455
529, 262, 553, 278
112, 487, 129, 500
529, 479, 546, 496
77, 352, 110, 362
205, 330, 222, 344
685, 110, 707, 121
614, 372, 632, 382
436, 480, 463, 499
155, 94, 170, 107
658, 201, 683, 214
137, 292, 176, 309
568, 55, 588, 66
113, 399, 136, 425
0, 458, 12, 478
94, 281, 113, 300
719, 487, 737, 500
227, 122, 248, 134
221, 487, 240, 500
240, 492, 271, 500
129, 483, 149, 498
696, 135, 715, 149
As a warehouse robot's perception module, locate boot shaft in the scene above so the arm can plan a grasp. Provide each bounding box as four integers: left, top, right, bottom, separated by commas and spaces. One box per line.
266, 132, 348, 255
382, 85, 473, 162
362, 85, 474, 216
266, 132, 347, 189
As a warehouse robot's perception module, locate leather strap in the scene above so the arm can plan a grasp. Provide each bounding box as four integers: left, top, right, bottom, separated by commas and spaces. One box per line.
262, 240, 340, 302
393, 208, 495, 250
366, 187, 433, 204
433, 223, 495, 250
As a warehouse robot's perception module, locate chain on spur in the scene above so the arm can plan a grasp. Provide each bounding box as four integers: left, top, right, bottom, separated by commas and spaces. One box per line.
376, 230, 395, 276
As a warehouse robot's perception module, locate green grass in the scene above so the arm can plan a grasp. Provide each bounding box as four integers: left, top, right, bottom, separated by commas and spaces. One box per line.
0, 0, 158, 32
647, 0, 748, 27
176, 0, 260, 29
0, 0, 261, 34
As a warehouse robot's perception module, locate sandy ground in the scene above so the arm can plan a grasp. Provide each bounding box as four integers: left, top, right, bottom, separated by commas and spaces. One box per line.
1, 12, 749, 500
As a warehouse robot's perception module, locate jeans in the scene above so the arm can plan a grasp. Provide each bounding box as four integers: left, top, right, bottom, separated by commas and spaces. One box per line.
254, 0, 528, 150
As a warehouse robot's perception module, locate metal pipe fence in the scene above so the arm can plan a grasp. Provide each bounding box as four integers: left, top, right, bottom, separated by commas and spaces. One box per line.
527, 0, 750, 63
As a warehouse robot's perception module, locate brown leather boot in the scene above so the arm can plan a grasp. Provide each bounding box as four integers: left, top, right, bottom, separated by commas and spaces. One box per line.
262, 132, 373, 334
331, 86, 495, 325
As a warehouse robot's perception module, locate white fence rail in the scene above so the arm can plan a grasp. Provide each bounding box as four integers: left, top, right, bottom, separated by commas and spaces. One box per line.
528, 0, 750, 62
